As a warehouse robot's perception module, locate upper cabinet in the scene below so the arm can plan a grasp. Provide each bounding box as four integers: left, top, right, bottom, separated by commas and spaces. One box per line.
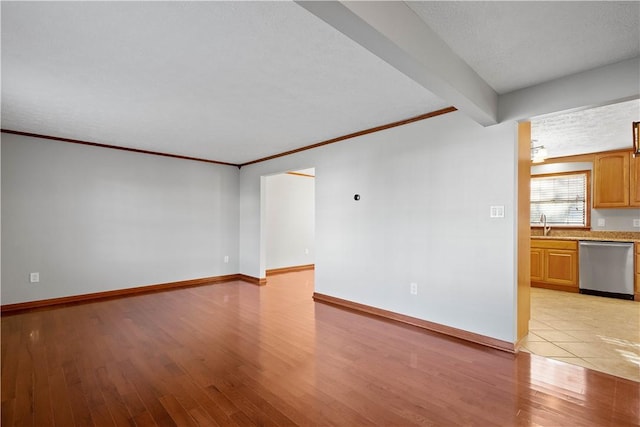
594, 151, 640, 208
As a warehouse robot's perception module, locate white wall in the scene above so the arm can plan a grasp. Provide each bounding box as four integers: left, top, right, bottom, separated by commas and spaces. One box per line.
239, 111, 519, 342
1, 134, 240, 305
532, 162, 640, 231
265, 172, 315, 270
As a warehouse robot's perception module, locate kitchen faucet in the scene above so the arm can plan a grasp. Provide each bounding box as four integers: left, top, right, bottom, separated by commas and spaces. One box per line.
540, 213, 551, 236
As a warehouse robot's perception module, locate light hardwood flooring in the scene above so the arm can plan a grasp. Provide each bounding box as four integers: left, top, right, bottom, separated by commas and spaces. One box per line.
2, 271, 639, 426
521, 287, 640, 382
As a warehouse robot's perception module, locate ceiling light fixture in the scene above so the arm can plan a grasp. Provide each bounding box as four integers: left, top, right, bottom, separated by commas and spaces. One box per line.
531, 140, 548, 163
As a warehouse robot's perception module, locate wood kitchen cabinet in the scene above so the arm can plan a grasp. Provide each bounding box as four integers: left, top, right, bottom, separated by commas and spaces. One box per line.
594, 151, 640, 208
530, 247, 544, 282
531, 239, 578, 292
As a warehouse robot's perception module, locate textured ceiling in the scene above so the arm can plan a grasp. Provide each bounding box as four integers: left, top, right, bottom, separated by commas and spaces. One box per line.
1, 1, 446, 164
407, 1, 640, 94
531, 99, 640, 159
2, 1, 639, 164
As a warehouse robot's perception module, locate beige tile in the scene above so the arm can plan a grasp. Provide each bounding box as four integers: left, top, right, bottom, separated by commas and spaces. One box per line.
534, 314, 562, 322
584, 357, 640, 382
562, 330, 606, 342
530, 288, 640, 381
529, 319, 555, 330
544, 320, 592, 330
597, 337, 640, 354
533, 329, 583, 342
601, 329, 640, 342
523, 332, 546, 342
524, 341, 575, 358
551, 357, 598, 371
518, 334, 545, 350
555, 342, 619, 358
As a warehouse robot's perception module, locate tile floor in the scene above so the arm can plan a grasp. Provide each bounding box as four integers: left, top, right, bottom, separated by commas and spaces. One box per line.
521, 287, 640, 382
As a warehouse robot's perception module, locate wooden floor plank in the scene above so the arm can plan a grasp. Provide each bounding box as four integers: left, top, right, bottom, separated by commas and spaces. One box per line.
0, 329, 20, 403
159, 394, 198, 427
95, 365, 136, 426
1, 398, 16, 426
2, 272, 639, 426
48, 367, 76, 426
13, 343, 35, 426
32, 340, 55, 427
118, 358, 177, 427
187, 406, 221, 427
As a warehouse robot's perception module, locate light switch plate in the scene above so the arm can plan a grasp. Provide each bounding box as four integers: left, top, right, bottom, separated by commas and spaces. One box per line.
597, 218, 606, 227
633, 219, 640, 227
490, 205, 505, 218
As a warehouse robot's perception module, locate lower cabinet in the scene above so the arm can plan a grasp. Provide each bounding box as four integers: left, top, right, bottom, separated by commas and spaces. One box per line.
531, 239, 578, 292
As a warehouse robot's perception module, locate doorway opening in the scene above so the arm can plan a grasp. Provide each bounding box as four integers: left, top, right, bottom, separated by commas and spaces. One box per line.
518, 102, 640, 382
262, 168, 316, 293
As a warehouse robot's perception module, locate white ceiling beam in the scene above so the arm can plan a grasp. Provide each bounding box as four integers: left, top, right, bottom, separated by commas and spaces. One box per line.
297, 1, 498, 126
498, 57, 640, 122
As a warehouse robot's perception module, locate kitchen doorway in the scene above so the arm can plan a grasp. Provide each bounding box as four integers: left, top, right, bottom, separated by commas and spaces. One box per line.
518, 102, 640, 381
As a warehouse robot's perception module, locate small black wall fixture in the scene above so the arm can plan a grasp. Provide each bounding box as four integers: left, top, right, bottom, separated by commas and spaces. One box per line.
354, 194, 361, 201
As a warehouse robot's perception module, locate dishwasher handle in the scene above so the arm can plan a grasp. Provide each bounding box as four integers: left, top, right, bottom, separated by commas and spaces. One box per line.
578, 241, 633, 248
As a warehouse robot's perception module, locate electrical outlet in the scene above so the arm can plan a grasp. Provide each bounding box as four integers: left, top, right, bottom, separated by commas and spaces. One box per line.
410, 282, 418, 295
633, 219, 640, 227
597, 218, 605, 227
223, 255, 229, 263
29, 272, 39, 283
304, 248, 309, 255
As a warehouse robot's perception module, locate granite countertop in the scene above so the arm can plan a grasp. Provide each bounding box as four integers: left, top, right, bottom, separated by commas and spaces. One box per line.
532, 235, 639, 243
531, 230, 640, 243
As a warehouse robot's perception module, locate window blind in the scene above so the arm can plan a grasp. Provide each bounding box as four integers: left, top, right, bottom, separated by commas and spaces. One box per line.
530, 173, 587, 226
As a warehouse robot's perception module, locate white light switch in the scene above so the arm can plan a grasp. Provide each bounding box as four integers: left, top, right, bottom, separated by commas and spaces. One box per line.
490, 205, 505, 218
29, 272, 39, 283
597, 218, 605, 227
633, 219, 640, 227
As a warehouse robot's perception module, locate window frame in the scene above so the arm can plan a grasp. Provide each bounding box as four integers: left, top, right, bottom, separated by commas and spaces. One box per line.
530, 170, 591, 229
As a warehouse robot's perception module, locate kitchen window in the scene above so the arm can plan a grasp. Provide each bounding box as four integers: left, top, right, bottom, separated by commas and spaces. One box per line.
530, 171, 590, 228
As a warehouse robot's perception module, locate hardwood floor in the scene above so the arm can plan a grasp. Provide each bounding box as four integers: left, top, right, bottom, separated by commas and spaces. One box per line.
2, 271, 638, 426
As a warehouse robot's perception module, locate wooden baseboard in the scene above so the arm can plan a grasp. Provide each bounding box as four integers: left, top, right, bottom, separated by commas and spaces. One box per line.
1, 274, 260, 314
313, 293, 515, 353
238, 274, 267, 286
531, 282, 579, 293
266, 264, 315, 276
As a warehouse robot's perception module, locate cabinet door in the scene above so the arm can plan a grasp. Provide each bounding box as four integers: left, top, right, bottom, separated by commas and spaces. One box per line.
630, 153, 640, 207
545, 249, 577, 286
594, 152, 629, 208
530, 248, 544, 282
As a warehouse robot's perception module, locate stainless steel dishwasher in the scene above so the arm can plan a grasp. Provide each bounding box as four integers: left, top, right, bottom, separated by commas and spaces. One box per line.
579, 241, 634, 300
